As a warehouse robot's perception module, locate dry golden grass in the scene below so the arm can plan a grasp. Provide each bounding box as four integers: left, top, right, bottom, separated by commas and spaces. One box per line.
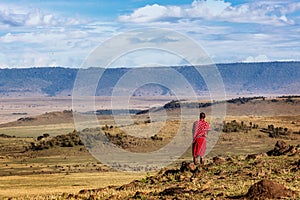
0, 172, 146, 199
0, 142, 147, 199
0, 123, 75, 137
103, 119, 181, 153
0, 96, 299, 199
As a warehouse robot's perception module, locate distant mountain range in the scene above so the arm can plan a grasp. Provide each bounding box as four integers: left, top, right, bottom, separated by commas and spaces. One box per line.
0, 61, 299, 97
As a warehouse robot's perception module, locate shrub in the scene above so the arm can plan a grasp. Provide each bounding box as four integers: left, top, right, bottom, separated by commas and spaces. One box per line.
37, 136, 44, 141
30, 130, 83, 150
151, 134, 163, 141
261, 124, 291, 138
222, 120, 256, 133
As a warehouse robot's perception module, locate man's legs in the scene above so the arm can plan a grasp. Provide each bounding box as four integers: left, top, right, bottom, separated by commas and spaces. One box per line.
200, 157, 204, 166
193, 141, 199, 165
193, 156, 199, 165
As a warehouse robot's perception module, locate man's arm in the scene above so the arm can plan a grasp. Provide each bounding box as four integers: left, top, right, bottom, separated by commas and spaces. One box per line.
192, 122, 196, 139
205, 122, 210, 134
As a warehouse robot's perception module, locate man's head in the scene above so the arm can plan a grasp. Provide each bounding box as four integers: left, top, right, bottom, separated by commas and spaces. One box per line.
200, 112, 206, 119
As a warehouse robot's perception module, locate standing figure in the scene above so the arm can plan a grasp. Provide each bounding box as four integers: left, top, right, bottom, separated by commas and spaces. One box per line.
192, 112, 210, 165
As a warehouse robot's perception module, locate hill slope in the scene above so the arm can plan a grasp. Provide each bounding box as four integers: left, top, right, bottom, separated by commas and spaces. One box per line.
41, 141, 300, 199
0, 61, 299, 97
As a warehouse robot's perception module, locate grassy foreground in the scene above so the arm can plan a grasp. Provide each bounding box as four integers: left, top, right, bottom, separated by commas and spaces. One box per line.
5, 143, 298, 200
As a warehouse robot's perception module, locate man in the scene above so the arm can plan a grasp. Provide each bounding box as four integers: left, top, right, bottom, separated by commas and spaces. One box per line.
192, 112, 210, 165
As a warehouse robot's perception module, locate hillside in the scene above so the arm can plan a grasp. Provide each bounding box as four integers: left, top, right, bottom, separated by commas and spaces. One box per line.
0, 61, 299, 97
63, 147, 300, 199
0, 110, 74, 128
1, 129, 299, 199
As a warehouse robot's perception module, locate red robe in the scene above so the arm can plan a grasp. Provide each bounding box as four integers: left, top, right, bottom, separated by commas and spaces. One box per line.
193, 119, 210, 157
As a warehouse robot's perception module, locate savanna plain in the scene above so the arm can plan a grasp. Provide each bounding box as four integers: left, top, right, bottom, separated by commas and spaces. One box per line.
0, 96, 299, 199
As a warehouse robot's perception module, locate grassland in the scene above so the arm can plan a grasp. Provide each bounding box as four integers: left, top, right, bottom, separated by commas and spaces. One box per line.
0, 142, 147, 199
0, 96, 299, 199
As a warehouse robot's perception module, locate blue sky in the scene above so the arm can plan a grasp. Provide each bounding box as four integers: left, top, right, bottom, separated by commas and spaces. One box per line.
1, 0, 300, 68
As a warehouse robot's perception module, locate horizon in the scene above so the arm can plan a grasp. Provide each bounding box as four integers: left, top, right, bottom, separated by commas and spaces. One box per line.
0, 60, 299, 70
1, 1, 300, 68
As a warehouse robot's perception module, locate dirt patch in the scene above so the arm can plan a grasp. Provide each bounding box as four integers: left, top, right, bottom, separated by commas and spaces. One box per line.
246, 180, 298, 199
159, 187, 190, 196
267, 140, 299, 156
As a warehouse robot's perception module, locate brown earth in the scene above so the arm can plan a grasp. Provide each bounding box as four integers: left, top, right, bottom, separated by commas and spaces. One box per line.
245, 180, 297, 200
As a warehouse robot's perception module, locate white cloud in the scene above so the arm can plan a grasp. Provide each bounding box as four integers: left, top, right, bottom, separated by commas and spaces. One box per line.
186, 0, 230, 18
0, 32, 63, 44
221, 2, 296, 26
119, 4, 182, 23
115, 1, 300, 65
0, 3, 83, 28
119, 0, 300, 26
0, 19, 120, 68
243, 55, 270, 63
25, 10, 56, 26
0, 3, 112, 68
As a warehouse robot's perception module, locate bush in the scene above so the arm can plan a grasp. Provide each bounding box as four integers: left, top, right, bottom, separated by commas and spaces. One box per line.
30, 130, 83, 150
37, 135, 44, 141
151, 134, 163, 141
222, 120, 256, 133
261, 124, 291, 138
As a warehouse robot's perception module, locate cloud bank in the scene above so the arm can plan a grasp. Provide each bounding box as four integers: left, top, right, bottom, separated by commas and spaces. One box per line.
1, 0, 300, 68
119, 0, 299, 26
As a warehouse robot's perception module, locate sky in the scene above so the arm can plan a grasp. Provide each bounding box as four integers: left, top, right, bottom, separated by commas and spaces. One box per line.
1, 0, 300, 68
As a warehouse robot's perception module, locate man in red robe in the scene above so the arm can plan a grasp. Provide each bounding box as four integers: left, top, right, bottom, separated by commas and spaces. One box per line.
192, 112, 210, 165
